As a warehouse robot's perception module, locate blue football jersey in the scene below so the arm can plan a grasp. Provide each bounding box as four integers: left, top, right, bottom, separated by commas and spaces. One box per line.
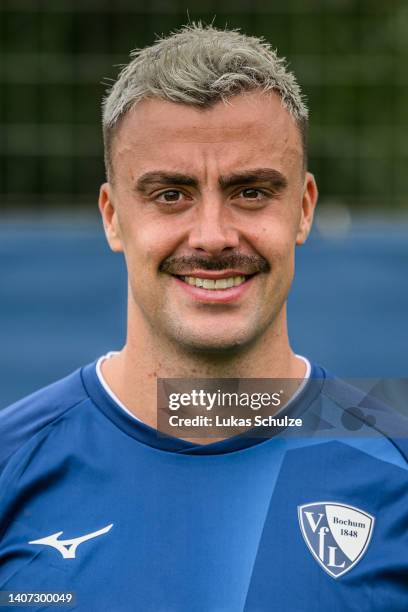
0, 361, 407, 611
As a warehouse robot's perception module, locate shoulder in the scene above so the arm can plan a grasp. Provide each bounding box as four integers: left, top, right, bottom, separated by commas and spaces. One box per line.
0, 367, 90, 474
318, 369, 408, 465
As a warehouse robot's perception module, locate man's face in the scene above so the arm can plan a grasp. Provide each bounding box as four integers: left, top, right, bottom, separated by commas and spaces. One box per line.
100, 91, 317, 353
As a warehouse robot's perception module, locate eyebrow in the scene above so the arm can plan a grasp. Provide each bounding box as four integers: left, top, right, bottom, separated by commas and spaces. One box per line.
219, 168, 288, 191
135, 172, 198, 193
135, 168, 288, 194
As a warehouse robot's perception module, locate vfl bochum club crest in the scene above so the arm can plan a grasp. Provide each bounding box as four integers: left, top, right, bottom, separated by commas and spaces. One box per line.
298, 502, 375, 578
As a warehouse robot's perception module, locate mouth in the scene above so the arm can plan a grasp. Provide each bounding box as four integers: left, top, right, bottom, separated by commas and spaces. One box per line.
177, 274, 254, 291
170, 271, 258, 304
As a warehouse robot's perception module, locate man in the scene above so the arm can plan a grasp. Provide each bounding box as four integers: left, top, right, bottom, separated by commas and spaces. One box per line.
0, 24, 407, 611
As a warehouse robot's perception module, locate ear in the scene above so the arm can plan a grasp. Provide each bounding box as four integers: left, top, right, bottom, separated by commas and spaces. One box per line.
296, 172, 318, 245
98, 183, 124, 252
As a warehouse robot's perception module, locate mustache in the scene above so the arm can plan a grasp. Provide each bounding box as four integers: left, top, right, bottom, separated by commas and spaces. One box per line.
160, 254, 270, 275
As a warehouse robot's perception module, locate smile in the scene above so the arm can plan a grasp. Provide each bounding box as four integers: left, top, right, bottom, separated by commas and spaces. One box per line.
171, 272, 256, 304
179, 275, 248, 290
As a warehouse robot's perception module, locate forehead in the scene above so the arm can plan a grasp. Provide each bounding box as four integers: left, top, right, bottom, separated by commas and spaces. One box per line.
111, 91, 302, 177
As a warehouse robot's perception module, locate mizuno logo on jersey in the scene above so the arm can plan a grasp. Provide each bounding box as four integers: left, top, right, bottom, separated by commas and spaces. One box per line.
298, 502, 374, 578
28, 523, 113, 559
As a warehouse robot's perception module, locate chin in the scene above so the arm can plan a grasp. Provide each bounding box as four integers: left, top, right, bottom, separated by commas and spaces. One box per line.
169, 325, 259, 355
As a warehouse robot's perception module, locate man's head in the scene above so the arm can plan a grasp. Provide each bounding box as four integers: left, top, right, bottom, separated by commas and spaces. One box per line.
99, 24, 318, 355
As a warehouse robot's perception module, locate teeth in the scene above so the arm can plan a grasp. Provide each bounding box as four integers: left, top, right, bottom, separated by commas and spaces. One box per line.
216, 278, 228, 289
203, 279, 215, 289
182, 275, 247, 290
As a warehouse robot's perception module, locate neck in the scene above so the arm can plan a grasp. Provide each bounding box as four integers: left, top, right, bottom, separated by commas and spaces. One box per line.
101, 305, 306, 434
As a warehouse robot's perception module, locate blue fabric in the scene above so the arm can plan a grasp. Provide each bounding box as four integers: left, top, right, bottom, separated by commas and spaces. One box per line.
0, 362, 407, 611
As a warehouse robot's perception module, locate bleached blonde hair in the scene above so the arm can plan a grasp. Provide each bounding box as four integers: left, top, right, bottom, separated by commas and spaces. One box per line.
103, 23, 309, 177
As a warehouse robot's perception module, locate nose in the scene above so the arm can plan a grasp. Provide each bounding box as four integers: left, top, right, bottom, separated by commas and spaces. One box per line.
188, 196, 240, 256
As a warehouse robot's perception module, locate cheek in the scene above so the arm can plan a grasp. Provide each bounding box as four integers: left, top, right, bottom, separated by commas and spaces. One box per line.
122, 218, 181, 269
249, 220, 296, 263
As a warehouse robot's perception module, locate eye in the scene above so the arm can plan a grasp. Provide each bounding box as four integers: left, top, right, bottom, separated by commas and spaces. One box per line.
157, 190, 183, 203
240, 188, 266, 200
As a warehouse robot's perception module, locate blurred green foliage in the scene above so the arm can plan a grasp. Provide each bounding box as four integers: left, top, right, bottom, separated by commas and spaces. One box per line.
0, 0, 407, 210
